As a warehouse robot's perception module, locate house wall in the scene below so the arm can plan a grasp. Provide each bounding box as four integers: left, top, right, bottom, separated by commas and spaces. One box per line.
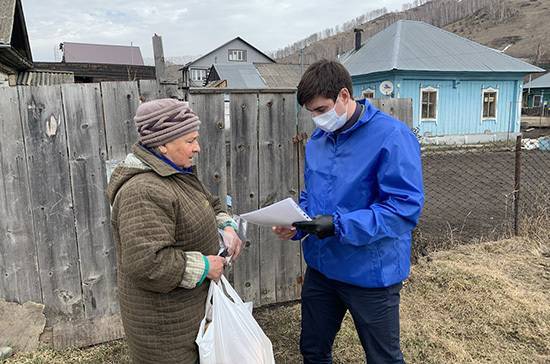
185, 38, 273, 87
0, 71, 9, 87
523, 88, 550, 108
352, 71, 524, 138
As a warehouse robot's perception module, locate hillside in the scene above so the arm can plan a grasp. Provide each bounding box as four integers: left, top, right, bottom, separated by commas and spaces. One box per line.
275, 0, 550, 69
445, 0, 550, 64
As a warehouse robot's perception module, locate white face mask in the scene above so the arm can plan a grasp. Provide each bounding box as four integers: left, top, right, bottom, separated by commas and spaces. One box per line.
312, 98, 348, 132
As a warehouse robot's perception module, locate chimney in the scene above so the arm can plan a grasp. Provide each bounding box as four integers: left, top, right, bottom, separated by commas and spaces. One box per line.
354, 28, 364, 51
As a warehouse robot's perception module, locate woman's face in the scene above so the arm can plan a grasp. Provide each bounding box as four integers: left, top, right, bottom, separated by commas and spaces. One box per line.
159, 131, 201, 168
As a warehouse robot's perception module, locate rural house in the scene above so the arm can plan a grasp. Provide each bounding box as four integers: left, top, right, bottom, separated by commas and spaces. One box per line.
33, 42, 155, 83
181, 36, 274, 88
523, 72, 550, 109
0, 0, 75, 86
343, 20, 544, 144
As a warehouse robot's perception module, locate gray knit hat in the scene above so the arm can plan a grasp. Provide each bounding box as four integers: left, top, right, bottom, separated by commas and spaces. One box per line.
134, 98, 201, 147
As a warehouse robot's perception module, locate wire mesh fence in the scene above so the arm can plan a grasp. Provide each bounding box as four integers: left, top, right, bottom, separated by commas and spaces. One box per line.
414, 136, 550, 258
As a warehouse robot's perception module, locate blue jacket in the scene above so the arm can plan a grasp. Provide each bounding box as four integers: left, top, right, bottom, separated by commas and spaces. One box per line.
294, 99, 424, 288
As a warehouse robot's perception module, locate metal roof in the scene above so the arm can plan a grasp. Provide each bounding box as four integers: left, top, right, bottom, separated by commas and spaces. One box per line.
524, 72, 550, 89
255, 63, 306, 88
211, 63, 266, 89
344, 20, 544, 76
16, 69, 74, 86
62, 42, 144, 65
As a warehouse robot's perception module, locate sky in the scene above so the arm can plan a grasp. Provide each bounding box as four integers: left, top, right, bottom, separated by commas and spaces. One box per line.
22, 0, 409, 63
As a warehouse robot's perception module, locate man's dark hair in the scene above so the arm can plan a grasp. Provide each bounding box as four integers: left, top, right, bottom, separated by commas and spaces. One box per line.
297, 59, 354, 107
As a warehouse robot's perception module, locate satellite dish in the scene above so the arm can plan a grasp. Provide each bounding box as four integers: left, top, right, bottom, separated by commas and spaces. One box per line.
379, 80, 394, 96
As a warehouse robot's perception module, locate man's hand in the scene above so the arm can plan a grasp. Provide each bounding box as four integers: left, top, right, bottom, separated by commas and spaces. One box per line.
206, 255, 225, 281
293, 215, 335, 239
222, 227, 243, 261
272, 226, 297, 240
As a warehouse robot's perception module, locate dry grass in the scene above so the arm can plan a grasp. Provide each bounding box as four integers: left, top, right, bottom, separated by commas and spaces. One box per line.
5, 224, 549, 364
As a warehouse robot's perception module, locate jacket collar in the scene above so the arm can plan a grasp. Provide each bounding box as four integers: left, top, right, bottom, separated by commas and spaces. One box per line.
310, 99, 379, 140
131, 143, 193, 177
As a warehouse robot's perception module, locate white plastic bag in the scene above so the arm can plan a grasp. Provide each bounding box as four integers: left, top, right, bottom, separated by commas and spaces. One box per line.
196, 275, 275, 364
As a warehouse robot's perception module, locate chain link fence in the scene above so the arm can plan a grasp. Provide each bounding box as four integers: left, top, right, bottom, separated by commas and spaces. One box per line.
413, 136, 550, 259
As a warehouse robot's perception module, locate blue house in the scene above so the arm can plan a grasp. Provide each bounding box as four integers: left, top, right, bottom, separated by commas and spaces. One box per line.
523, 72, 550, 109
343, 20, 544, 144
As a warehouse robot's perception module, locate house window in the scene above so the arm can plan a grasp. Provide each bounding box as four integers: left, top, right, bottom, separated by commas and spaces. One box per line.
228, 49, 246, 62
362, 88, 375, 99
421, 87, 437, 120
482, 88, 498, 119
533, 95, 542, 108
190, 69, 207, 82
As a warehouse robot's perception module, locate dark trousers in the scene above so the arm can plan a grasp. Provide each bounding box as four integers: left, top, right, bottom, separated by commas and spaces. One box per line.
300, 268, 404, 364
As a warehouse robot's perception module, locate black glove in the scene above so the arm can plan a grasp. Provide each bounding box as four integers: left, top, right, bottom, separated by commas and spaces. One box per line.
293, 215, 335, 239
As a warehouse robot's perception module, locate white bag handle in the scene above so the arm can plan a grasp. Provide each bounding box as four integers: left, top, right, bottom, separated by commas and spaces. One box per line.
218, 275, 245, 305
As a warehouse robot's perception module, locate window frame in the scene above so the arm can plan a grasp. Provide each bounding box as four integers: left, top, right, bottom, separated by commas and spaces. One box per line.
481, 87, 498, 121
228, 49, 247, 62
361, 88, 375, 99
420, 86, 438, 122
190, 68, 207, 82
533, 94, 542, 108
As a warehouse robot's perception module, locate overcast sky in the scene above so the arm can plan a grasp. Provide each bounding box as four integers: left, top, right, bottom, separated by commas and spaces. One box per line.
22, 0, 409, 63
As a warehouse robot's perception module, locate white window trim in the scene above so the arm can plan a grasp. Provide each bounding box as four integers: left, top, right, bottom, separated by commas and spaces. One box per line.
361, 88, 375, 99
228, 49, 246, 62
190, 68, 207, 82
533, 94, 542, 108
481, 87, 498, 122
420, 86, 438, 123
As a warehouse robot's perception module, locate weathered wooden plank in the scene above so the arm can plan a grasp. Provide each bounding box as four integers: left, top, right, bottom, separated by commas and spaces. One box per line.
371, 98, 413, 128
258, 93, 302, 305
61, 83, 118, 320
189, 93, 227, 207
17, 85, 83, 325
230, 93, 260, 304
0, 87, 42, 304
138, 79, 162, 102
101, 81, 140, 160
52, 313, 124, 349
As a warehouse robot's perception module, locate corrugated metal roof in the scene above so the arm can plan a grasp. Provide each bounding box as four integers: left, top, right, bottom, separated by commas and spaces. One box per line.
16, 69, 74, 86
344, 20, 544, 76
0, 0, 15, 45
212, 63, 266, 88
62, 42, 144, 65
524, 72, 550, 89
255, 63, 305, 88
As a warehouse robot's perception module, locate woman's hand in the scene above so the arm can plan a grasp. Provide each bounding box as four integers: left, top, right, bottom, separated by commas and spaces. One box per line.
222, 227, 243, 261
272, 226, 297, 240
206, 255, 225, 281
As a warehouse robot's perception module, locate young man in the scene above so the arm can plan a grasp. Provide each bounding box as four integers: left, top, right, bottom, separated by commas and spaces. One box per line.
273, 60, 424, 363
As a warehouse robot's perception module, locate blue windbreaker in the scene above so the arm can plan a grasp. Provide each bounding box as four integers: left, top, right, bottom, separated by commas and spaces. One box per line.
294, 99, 424, 288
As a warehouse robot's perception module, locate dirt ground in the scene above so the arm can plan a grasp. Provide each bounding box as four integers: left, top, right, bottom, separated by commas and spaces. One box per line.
5, 227, 549, 364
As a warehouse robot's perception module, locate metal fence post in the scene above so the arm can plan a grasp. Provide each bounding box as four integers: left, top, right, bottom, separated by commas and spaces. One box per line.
514, 135, 522, 235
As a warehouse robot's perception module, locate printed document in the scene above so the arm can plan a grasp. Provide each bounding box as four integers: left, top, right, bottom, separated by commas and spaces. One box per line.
239, 198, 311, 227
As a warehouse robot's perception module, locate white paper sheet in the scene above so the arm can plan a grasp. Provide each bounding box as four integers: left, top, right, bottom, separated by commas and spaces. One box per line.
239, 198, 311, 227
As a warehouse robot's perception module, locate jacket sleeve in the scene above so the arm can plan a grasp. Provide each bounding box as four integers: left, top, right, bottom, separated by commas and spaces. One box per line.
117, 185, 189, 293
291, 188, 309, 241
333, 127, 424, 246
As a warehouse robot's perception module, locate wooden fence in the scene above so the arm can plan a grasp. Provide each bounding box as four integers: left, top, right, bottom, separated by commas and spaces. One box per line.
0, 81, 412, 349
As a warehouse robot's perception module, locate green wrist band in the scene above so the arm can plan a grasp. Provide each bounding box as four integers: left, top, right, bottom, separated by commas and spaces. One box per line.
220, 220, 238, 231
198, 255, 209, 286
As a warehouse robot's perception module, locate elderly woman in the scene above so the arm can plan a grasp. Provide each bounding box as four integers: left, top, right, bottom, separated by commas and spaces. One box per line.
107, 98, 242, 364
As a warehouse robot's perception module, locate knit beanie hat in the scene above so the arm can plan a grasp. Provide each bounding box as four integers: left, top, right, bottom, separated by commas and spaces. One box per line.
133, 98, 201, 147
